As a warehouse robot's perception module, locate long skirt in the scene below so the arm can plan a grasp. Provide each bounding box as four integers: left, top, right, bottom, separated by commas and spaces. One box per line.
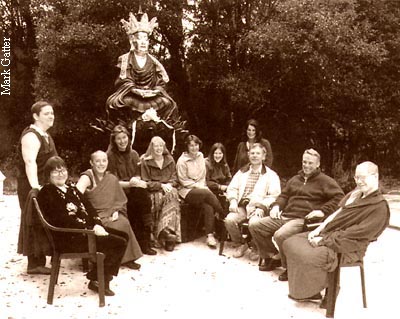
283, 232, 336, 299
17, 189, 51, 269
101, 214, 143, 263
285, 232, 368, 299
150, 188, 181, 242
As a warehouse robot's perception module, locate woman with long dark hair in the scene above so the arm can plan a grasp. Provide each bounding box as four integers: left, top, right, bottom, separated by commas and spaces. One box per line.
232, 119, 273, 173
205, 142, 232, 211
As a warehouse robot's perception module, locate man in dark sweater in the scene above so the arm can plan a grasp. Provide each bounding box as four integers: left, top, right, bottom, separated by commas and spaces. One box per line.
249, 149, 344, 280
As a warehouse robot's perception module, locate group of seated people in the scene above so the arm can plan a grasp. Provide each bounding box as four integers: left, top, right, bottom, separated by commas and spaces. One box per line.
21, 113, 391, 305
224, 147, 389, 307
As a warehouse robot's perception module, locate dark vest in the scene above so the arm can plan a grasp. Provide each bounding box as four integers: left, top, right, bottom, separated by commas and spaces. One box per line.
17, 127, 57, 185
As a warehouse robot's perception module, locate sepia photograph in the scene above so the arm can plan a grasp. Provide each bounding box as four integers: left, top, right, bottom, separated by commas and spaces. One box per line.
1, 0, 399, 318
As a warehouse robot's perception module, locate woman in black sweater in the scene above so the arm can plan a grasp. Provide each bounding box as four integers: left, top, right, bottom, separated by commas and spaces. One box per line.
37, 156, 128, 296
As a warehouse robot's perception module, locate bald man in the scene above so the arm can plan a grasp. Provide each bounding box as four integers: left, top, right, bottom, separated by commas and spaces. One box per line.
283, 161, 390, 304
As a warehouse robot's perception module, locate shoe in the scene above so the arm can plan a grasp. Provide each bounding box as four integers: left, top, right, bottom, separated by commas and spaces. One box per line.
258, 257, 271, 267
206, 234, 217, 248
152, 240, 163, 249
88, 280, 115, 296
288, 292, 322, 302
159, 228, 177, 242
27, 266, 51, 275
165, 241, 175, 252
123, 261, 141, 270
233, 244, 248, 258
259, 258, 281, 271
248, 248, 259, 261
142, 247, 157, 255
278, 269, 288, 281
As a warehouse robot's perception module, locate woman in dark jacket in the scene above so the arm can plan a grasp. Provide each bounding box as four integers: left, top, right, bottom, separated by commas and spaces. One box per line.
141, 136, 181, 251
205, 142, 232, 214
37, 156, 128, 296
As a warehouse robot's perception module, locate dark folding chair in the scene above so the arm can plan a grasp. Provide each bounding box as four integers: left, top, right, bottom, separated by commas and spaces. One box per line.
33, 197, 106, 307
325, 253, 367, 318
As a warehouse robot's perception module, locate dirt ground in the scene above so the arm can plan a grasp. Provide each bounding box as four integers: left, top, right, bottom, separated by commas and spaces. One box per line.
0, 195, 399, 319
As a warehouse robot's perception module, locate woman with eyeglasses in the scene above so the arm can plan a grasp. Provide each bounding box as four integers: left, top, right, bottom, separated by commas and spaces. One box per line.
37, 156, 128, 296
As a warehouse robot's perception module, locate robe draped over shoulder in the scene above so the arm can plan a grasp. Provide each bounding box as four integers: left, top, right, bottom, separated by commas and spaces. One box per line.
284, 189, 390, 299
81, 170, 128, 219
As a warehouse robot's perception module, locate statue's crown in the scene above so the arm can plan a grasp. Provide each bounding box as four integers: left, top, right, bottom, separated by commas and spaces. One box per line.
121, 12, 158, 35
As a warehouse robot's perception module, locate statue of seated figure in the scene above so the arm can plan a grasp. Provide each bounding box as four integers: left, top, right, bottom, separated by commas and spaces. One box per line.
106, 13, 179, 124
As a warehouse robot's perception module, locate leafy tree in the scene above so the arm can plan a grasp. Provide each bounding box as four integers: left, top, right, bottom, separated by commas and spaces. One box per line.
185, 0, 278, 158
229, 0, 397, 179
0, 0, 37, 164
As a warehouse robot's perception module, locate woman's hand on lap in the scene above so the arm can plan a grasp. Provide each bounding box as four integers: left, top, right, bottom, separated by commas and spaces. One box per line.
161, 183, 173, 193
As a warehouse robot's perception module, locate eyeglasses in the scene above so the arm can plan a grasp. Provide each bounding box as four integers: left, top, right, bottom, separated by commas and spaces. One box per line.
354, 174, 375, 182
51, 168, 67, 176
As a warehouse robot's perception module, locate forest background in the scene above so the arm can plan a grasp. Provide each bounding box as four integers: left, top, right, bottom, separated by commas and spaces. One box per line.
1, 0, 399, 193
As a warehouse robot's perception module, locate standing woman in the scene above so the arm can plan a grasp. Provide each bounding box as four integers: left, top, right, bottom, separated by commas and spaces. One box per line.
176, 135, 223, 248
232, 119, 273, 173
17, 100, 57, 275
106, 125, 156, 255
205, 142, 232, 212
141, 136, 181, 251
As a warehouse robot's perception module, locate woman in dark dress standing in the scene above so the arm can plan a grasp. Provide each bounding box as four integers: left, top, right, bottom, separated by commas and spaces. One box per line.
17, 101, 58, 275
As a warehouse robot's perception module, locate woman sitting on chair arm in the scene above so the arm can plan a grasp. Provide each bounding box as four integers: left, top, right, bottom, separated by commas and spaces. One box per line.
37, 156, 128, 296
